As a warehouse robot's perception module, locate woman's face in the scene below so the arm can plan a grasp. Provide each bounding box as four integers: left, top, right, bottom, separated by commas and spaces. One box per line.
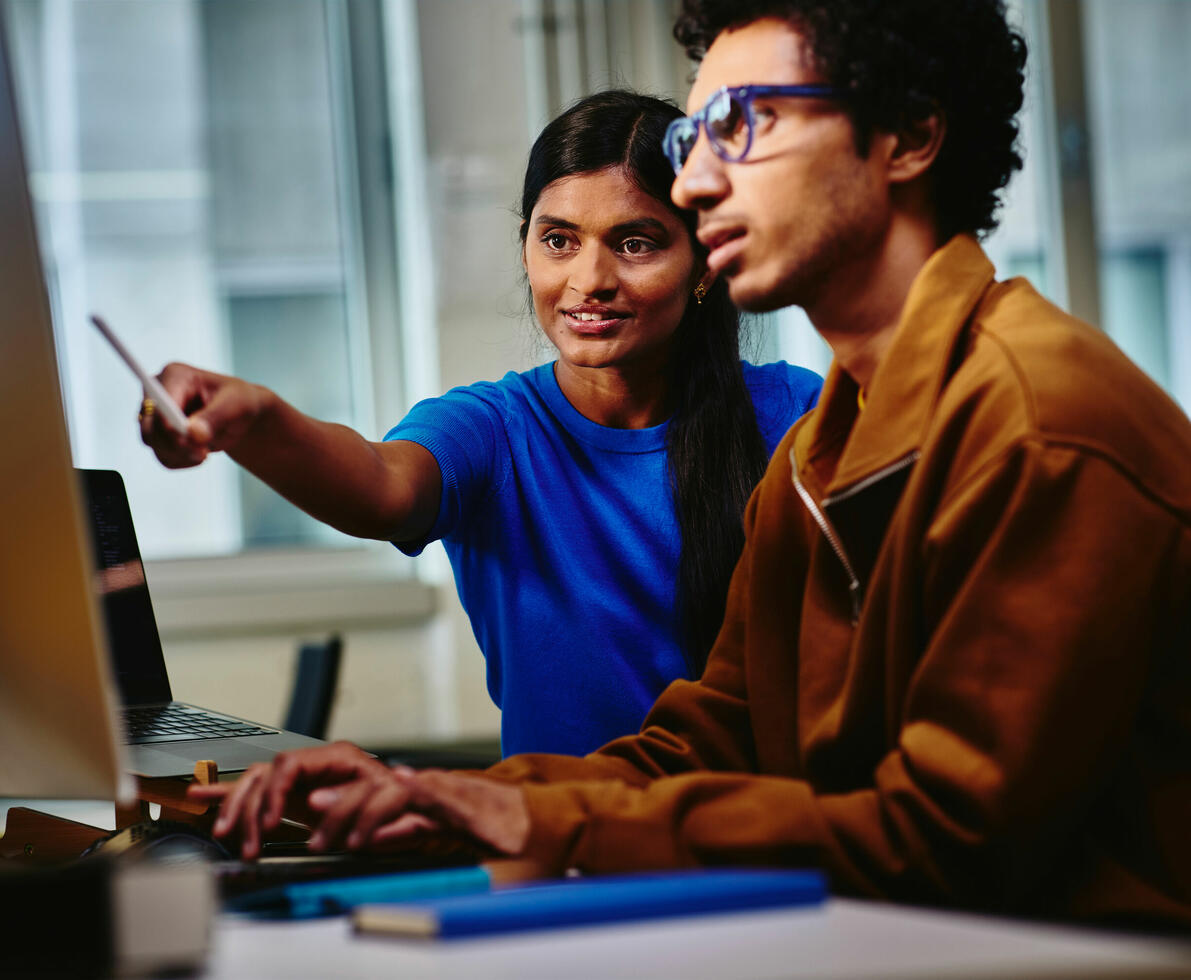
524, 165, 698, 375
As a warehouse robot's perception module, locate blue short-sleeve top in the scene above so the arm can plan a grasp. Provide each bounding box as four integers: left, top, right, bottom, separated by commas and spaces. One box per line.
385, 360, 821, 756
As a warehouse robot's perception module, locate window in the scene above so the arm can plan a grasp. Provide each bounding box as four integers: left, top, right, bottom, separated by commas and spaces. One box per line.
3, 0, 416, 558
2, 0, 440, 632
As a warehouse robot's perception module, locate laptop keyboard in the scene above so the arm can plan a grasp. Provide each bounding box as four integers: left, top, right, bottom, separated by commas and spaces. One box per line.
124, 703, 276, 744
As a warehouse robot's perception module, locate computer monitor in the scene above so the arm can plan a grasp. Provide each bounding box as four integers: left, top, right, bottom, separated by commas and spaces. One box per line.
0, 14, 131, 800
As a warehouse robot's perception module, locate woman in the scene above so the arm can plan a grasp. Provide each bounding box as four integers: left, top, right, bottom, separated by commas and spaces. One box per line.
143, 90, 820, 758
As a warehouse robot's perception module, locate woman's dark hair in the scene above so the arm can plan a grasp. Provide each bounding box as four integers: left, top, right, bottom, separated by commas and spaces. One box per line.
674, 0, 1027, 240
519, 89, 769, 674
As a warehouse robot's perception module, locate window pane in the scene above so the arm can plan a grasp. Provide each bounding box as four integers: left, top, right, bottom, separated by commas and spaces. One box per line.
228, 291, 354, 547
1085, 0, 1191, 411
4, 0, 374, 558
982, 0, 1057, 300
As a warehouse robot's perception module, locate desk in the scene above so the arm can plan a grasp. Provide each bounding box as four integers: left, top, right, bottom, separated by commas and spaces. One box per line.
205, 898, 1191, 979
6, 803, 1191, 979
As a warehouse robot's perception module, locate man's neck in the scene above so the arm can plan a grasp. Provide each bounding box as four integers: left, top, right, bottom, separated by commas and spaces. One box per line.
807, 219, 940, 392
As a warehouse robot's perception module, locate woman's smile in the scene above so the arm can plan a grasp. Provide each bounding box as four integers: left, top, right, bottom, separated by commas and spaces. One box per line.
563, 305, 632, 334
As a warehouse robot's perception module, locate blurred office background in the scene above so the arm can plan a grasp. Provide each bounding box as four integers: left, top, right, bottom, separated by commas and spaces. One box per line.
2, 0, 1188, 755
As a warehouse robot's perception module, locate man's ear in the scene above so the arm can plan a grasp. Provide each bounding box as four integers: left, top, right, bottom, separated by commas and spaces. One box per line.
887, 109, 946, 184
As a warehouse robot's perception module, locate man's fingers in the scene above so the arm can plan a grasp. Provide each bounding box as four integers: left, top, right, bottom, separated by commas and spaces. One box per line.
369, 812, 440, 846
186, 781, 231, 801
235, 769, 272, 860
309, 778, 380, 851
262, 752, 306, 829
210, 766, 260, 837
307, 786, 341, 811
206, 765, 272, 860
259, 743, 389, 827
344, 782, 420, 849
198, 745, 404, 860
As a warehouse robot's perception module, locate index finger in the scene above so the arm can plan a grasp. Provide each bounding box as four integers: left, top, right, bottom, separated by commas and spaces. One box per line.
186, 781, 234, 802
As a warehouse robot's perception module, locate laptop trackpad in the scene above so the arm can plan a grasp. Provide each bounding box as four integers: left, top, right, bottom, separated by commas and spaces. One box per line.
130, 733, 324, 779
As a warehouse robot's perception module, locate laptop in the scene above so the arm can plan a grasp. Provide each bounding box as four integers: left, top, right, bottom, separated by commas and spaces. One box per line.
80, 468, 326, 778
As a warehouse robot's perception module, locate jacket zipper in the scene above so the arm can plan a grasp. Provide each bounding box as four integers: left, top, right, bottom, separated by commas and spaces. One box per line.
822, 451, 920, 507
788, 449, 920, 624
789, 450, 862, 623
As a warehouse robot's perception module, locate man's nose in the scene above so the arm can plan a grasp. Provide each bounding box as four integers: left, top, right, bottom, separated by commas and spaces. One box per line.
671, 135, 729, 212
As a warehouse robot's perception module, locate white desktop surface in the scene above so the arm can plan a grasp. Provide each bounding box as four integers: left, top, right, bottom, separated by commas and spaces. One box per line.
6, 803, 1191, 979
205, 898, 1191, 980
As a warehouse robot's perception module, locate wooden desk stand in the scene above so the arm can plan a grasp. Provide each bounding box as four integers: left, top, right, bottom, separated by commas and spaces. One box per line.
1, 760, 301, 863
114, 759, 221, 830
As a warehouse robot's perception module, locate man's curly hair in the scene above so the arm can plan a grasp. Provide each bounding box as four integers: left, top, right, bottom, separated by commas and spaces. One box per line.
674, 0, 1027, 239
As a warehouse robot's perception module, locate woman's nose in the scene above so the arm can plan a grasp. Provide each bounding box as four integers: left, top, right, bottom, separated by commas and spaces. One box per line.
569, 245, 618, 298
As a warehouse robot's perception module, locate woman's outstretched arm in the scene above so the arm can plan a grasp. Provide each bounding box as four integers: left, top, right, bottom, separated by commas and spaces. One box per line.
141, 362, 441, 543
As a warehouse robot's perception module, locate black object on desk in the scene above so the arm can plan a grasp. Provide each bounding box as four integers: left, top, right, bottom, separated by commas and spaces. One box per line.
0, 853, 215, 977
82, 817, 233, 863
0, 858, 114, 977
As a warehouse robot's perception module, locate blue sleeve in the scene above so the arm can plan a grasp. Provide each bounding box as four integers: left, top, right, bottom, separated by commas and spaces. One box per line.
743, 360, 823, 455
383, 383, 511, 555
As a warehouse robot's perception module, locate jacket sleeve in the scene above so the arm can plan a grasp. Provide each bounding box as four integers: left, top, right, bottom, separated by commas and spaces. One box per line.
505, 439, 1187, 908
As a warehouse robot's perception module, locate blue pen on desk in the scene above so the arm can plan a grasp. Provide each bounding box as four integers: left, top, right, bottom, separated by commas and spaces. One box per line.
351, 868, 828, 940
226, 865, 492, 920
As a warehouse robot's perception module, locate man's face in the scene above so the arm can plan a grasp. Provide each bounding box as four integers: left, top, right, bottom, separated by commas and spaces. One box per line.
673, 18, 891, 313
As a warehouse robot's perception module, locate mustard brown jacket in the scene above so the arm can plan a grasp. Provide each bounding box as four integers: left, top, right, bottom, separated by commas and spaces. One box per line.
487, 236, 1191, 927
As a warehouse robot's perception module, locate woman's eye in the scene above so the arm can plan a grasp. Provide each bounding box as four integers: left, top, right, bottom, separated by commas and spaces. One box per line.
542, 233, 571, 251
620, 238, 656, 255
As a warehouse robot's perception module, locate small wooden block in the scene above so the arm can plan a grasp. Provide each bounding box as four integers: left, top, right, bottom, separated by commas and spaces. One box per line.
193, 760, 218, 785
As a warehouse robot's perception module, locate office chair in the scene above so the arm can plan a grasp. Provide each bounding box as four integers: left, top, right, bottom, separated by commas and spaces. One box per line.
283, 634, 343, 740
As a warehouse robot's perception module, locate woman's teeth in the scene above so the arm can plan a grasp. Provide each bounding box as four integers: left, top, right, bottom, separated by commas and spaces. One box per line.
569, 311, 625, 322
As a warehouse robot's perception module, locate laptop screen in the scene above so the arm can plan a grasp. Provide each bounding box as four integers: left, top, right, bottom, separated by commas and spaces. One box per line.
80, 469, 174, 707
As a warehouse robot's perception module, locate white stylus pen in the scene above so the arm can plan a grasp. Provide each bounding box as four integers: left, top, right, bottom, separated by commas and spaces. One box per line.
89, 314, 191, 436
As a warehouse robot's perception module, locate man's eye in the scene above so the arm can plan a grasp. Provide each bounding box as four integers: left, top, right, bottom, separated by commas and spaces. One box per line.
707, 93, 744, 140
752, 105, 777, 134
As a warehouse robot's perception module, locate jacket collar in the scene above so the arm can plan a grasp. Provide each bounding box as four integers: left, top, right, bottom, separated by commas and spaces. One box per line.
793, 235, 997, 497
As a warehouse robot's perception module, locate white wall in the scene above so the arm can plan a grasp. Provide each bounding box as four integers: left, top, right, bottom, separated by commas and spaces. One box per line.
163, 586, 501, 748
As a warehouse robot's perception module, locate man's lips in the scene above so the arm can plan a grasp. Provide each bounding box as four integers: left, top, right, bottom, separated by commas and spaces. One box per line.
698, 225, 747, 276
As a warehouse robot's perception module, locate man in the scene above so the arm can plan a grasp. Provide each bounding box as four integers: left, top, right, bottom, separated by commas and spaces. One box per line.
194, 0, 1191, 927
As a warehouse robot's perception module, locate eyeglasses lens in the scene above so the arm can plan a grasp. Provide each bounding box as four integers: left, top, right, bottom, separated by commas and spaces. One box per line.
665, 118, 699, 173
706, 90, 749, 160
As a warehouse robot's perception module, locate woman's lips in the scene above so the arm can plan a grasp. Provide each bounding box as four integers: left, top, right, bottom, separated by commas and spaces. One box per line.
563, 311, 629, 335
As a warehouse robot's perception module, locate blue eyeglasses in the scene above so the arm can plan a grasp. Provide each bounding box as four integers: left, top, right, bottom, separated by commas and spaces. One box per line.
663, 84, 844, 174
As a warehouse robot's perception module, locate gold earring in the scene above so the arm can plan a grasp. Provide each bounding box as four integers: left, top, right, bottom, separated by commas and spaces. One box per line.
693, 281, 708, 305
